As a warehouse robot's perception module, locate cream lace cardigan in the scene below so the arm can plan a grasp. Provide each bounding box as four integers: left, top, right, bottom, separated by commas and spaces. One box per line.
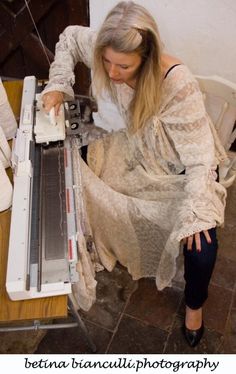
42, 26, 228, 311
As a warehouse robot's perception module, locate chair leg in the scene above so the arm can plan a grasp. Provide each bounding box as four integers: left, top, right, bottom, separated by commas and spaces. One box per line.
68, 294, 97, 353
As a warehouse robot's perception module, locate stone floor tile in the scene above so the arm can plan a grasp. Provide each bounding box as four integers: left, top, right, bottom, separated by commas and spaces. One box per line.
125, 278, 183, 331
221, 307, 236, 354
107, 315, 167, 354
211, 255, 236, 290
218, 226, 236, 262
217, 183, 236, 262
232, 291, 236, 309
35, 318, 111, 354
0, 328, 46, 354
164, 316, 223, 354
202, 284, 232, 334
80, 265, 137, 331
224, 184, 236, 225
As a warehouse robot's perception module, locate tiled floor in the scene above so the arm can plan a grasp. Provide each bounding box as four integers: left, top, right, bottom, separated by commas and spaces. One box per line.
1, 172, 236, 355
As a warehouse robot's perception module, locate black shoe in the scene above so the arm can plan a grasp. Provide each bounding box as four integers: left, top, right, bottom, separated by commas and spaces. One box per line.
182, 322, 204, 347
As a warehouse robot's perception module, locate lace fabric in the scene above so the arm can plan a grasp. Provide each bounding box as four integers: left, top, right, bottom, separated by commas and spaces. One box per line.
0, 159, 12, 212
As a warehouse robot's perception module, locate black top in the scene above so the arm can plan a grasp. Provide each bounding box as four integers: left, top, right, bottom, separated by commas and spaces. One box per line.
164, 63, 181, 79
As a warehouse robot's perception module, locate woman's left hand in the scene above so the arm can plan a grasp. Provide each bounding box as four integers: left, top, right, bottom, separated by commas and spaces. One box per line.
182, 230, 212, 252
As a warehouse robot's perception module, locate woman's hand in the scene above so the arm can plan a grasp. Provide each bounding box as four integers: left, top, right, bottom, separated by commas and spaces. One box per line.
42, 91, 64, 115
182, 230, 212, 252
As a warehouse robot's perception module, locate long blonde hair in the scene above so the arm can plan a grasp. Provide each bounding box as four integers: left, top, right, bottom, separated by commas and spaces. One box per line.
93, 1, 163, 133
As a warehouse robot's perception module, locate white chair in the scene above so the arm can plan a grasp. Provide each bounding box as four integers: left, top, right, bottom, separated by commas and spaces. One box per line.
0, 153, 12, 212
196, 75, 236, 187
0, 101, 13, 212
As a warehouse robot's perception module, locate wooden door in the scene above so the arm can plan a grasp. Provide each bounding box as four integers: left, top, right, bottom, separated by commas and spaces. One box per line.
0, 0, 90, 94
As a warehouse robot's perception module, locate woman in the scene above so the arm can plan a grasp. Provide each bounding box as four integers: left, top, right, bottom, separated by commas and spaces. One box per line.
42, 1, 227, 347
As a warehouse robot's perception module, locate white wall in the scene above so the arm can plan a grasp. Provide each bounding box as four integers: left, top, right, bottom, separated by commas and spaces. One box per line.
90, 0, 236, 83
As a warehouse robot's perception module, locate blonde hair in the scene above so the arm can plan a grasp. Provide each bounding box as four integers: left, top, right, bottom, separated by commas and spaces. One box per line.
93, 1, 163, 133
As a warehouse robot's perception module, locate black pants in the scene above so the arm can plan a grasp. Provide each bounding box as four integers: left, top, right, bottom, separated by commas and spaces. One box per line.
183, 227, 218, 309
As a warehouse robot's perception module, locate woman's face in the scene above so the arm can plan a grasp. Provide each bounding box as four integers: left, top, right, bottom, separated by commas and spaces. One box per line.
102, 47, 142, 88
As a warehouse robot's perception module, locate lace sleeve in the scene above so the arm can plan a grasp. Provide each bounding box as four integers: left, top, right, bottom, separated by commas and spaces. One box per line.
42, 26, 96, 99
162, 79, 227, 240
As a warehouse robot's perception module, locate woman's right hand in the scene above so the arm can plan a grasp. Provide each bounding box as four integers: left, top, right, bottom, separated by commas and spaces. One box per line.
42, 91, 64, 115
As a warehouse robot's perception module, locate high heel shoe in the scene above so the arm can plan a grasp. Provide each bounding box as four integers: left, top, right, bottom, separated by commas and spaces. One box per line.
182, 322, 204, 347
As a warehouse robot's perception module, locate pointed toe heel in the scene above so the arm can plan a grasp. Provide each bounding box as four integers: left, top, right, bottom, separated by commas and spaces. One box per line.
182, 322, 204, 347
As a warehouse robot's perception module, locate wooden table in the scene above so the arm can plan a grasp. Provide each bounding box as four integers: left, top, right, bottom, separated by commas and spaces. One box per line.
0, 81, 67, 323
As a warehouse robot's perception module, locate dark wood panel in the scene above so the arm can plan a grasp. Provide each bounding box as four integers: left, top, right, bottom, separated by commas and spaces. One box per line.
1, 48, 25, 80
21, 33, 55, 77
0, 0, 90, 94
1, 0, 26, 14
0, 0, 59, 63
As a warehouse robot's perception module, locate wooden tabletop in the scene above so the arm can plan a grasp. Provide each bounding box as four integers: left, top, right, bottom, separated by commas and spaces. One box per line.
0, 80, 67, 322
